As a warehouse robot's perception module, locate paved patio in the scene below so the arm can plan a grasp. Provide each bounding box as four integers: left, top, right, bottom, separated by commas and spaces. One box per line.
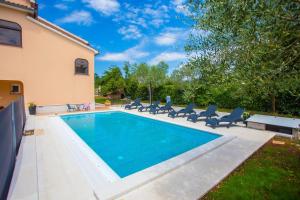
8, 106, 275, 200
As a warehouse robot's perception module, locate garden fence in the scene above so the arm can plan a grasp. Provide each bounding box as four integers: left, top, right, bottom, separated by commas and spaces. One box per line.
0, 97, 26, 200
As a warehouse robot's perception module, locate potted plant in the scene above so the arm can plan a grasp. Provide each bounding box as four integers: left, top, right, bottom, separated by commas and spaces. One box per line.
28, 102, 37, 115
242, 112, 251, 124
104, 100, 111, 107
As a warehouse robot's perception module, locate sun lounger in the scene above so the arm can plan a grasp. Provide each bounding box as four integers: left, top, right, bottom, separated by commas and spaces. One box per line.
124, 98, 142, 110
138, 101, 160, 112
149, 101, 174, 114
168, 103, 196, 118
205, 107, 245, 128
187, 105, 218, 122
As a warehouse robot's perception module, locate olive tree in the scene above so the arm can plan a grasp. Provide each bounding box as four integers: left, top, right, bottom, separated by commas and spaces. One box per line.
133, 62, 168, 104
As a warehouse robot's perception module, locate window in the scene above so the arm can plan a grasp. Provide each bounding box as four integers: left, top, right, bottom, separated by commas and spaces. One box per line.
10, 84, 21, 94
0, 19, 22, 47
75, 58, 89, 75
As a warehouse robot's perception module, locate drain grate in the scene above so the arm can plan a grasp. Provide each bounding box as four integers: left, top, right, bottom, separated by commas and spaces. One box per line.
24, 129, 34, 136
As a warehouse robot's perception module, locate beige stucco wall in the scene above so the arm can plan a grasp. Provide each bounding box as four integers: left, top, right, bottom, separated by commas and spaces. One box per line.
0, 6, 95, 107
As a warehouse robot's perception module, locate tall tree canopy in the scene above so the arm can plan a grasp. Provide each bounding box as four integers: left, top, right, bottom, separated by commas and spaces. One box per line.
100, 67, 125, 96
123, 62, 139, 99
185, 0, 300, 112
94, 73, 101, 89
132, 62, 168, 103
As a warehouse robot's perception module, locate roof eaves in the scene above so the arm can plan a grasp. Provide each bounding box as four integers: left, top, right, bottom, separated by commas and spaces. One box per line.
27, 16, 99, 54
0, 0, 34, 13
37, 17, 89, 45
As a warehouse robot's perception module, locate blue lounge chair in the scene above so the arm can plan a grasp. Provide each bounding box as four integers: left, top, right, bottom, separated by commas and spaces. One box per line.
205, 107, 245, 128
67, 104, 77, 112
124, 98, 142, 110
168, 103, 196, 118
187, 105, 218, 123
138, 101, 160, 112
149, 101, 174, 114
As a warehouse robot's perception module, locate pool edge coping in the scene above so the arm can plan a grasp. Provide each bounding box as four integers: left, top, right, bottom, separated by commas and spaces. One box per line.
54, 110, 236, 199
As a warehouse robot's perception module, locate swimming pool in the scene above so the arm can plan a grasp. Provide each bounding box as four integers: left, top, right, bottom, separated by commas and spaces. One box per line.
61, 111, 221, 178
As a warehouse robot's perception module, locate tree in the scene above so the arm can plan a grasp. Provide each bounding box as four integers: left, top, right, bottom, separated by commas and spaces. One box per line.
94, 73, 101, 95
100, 67, 125, 97
123, 62, 139, 99
94, 73, 101, 89
132, 62, 168, 104
186, 0, 300, 113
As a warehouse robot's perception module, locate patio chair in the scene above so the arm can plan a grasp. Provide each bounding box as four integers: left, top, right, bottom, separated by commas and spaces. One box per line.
205, 107, 245, 128
138, 101, 160, 112
187, 105, 218, 123
149, 101, 174, 114
168, 103, 196, 118
67, 104, 77, 112
82, 103, 91, 111
124, 98, 142, 110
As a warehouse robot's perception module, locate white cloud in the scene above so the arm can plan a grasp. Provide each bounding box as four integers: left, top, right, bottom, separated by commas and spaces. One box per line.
155, 32, 177, 45
172, 0, 190, 16
98, 41, 149, 62
154, 27, 189, 46
143, 4, 170, 27
113, 2, 170, 39
99, 53, 128, 61
150, 52, 186, 64
82, 0, 120, 16
54, 3, 68, 10
126, 17, 147, 28
144, 6, 168, 18
150, 18, 167, 28
57, 10, 93, 26
118, 25, 142, 40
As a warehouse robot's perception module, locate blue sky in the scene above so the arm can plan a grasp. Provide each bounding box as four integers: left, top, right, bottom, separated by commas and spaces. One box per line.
38, 0, 191, 75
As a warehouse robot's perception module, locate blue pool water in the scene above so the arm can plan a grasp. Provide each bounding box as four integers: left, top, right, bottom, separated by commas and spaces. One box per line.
61, 112, 221, 178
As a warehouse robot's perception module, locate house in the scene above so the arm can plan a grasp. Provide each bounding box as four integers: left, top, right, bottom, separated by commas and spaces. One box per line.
0, 0, 98, 113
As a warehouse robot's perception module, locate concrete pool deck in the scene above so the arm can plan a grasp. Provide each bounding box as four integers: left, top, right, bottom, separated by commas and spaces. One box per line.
8, 107, 275, 200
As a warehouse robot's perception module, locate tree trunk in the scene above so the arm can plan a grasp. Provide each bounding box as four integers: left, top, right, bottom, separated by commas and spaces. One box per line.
271, 94, 276, 113
148, 83, 152, 104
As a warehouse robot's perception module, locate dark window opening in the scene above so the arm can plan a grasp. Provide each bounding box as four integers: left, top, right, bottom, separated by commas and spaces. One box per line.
10, 84, 21, 94
75, 58, 89, 75
0, 19, 22, 47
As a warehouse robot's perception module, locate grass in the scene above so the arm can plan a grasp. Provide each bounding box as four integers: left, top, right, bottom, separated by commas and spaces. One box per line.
95, 96, 128, 104
203, 137, 300, 200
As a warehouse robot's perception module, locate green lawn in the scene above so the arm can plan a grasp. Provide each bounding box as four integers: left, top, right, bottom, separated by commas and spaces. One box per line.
95, 96, 128, 104
203, 137, 300, 200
